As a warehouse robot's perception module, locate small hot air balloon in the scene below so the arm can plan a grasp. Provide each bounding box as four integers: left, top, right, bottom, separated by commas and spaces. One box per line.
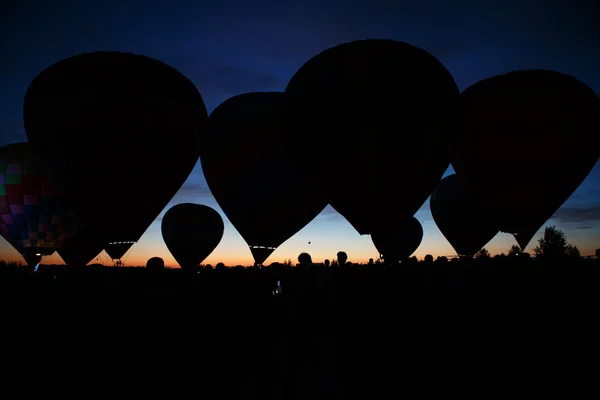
104, 241, 135, 265
284, 39, 460, 235
23, 51, 208, 259
430, 174, 500, 257
201, 92, 327, 265
0, 142, 80, 268
452, 70, 600, 249
161, 203, 224, 270
371, 217, 423, 264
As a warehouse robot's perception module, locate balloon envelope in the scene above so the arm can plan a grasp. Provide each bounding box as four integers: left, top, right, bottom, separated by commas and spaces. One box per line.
161, 203, 224, 269
452, 70, 600, 249
23, 51, 207, 249
201, 92, 327, 265
284, 39, 460, 234
57, 226, 105, 266
430, 174, 499, 257
105, 241, 135, 260
371, 217, 423, 263
0, 142, 80, 267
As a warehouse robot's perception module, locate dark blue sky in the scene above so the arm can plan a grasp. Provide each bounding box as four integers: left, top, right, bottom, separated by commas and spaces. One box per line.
1, 0, 599, 264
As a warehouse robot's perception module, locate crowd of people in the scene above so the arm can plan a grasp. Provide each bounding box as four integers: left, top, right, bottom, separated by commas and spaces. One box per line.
0, 252, 598, 399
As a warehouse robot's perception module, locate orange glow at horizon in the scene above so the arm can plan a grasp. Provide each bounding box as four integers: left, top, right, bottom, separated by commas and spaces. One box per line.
1, 206, 598, 267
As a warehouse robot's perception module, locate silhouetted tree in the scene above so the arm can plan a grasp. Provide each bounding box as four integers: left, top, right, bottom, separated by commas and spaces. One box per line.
533, 226, 571, 259
283, 259, 294, 267
566, 244, 581, 259
508, 245, 522, 257
595, 248, 600, 258
475, 247, 490, 259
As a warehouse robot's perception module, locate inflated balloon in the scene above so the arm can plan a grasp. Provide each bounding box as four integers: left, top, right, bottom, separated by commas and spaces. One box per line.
201, 92, 327, 265
430, 174, 499, 257
161, 203, 224, 269
0, 142, 80, 268
371, 217, 423, 263
284, 39, 460, 235
23, 51, 207, 250
58, 226, 105, 266
452, 70, 600, 249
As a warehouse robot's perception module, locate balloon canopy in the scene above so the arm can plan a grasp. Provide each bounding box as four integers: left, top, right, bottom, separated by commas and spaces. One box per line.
105, 241, 135, 261
452, 69, 600, 249
161, 203, 224, 270
201, 91, 327, 265
284, 39, 460, 235
23, 51, 208, 249
430, 174, 499, 257
371, 217, 423, 263
57, 226, 105, 266
0, 142, 80, 267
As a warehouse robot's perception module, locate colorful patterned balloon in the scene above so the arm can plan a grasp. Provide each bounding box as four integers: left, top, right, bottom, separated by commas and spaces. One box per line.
0, 142, 80, 266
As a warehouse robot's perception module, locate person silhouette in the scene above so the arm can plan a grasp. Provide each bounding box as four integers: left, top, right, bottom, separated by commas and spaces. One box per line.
298, 252, 312, 267
337, 251, 348, 266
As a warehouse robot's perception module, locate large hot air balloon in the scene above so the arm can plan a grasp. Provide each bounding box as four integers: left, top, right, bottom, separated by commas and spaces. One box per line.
371, 217, 423, 263
57, 226, 105, 266
430, 174, 499, 257
201, 92, 327, 265
452, 70, 600, 249
161, 203, 224, 270
23, 51, 207, 256
284, 39, 460, 235
0, 142, 80, 268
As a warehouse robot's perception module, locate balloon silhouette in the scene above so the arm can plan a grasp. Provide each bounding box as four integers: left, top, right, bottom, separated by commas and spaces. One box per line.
58, 226, 105, 266
23, 51, 207, 252
0, 142, 80, 268
371, 217, 423, 263
284, 39, 460, 235
452, 70, 600, 249
430, 174, 499, 257
161, 203, 224, 270
105, 242, 134, 261
201, 92, 327, 265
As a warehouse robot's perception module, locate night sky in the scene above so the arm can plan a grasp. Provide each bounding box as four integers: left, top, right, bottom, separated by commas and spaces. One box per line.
1, 0, 599, 266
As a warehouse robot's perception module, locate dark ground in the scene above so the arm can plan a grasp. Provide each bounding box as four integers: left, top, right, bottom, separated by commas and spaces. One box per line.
0, 257, 598, 399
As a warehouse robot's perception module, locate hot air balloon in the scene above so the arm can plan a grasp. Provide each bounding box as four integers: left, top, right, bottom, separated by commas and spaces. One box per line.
284, 39, 460, 235
104, 242, 135, 265
371, 217, 423, 263
0, 142, 80, 268
161, 203, 224, 270
201, 92, 327, 265
452, 70, 600, 249
23, 51, 207, 258
57, 226, 105, 266
430, 174, 500, 257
